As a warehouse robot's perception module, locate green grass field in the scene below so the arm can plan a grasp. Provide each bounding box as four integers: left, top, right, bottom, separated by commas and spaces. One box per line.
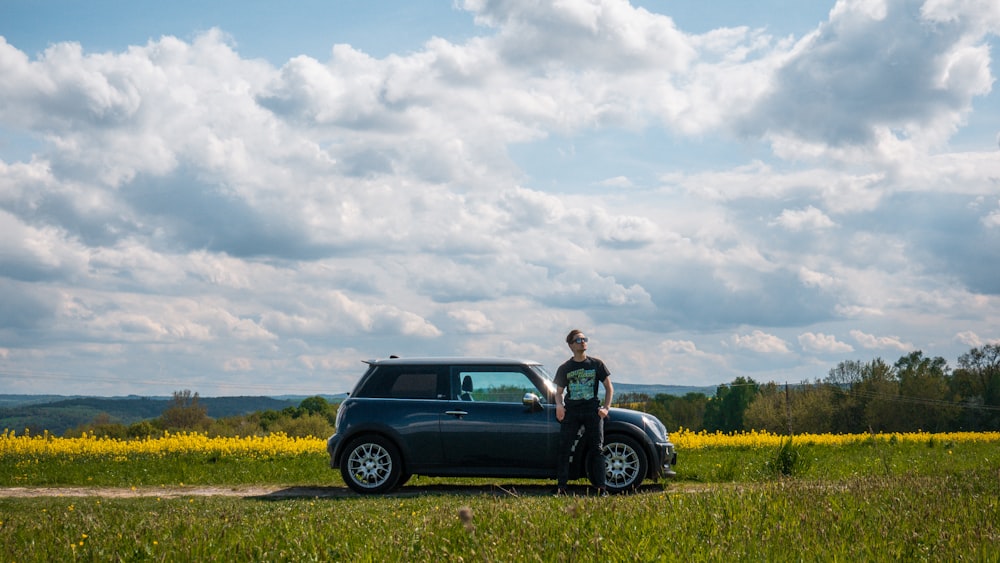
1, 438, 998, 561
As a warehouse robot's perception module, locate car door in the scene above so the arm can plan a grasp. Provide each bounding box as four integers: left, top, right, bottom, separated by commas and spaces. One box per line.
350, 364, 448, 468
439, 365, 560, 472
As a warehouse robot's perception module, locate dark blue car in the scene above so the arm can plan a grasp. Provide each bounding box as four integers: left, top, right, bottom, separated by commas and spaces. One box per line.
327, 357, 677, 494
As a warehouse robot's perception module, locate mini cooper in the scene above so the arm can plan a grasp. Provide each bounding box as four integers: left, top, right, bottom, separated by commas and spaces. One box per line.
327, 357, 677, 494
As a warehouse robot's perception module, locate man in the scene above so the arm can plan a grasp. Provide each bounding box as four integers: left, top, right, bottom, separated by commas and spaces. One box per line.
554, 328, 614, 495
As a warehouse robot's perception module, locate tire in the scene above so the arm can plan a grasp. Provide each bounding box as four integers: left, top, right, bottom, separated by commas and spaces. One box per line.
340, 435, 404, 494
592, 435, 648, 493
397, 472, 412, 487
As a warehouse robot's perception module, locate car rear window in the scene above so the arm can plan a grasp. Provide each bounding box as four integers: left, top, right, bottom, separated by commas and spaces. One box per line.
354, 365, 446, 399
388, 372, 438, 399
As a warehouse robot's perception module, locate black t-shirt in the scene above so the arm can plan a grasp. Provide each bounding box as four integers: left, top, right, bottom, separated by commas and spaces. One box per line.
554, 356, 610, 408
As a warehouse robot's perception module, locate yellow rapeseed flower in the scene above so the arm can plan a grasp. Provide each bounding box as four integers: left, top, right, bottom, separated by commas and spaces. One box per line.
0, 430, 325, 458
671, 428, 1000, 449
2, 428, 997, 458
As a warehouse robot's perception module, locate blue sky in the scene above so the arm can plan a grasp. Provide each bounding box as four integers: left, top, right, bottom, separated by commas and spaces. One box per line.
1, 0, 998, 396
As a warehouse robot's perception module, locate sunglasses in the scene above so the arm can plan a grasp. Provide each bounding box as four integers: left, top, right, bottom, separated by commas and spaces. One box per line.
573, 337, 589, 344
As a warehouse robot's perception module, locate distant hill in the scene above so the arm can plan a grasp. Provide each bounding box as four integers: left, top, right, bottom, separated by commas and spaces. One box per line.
0, 395, 323, 436
614, 383, 718, 397
0, 394, 78, 408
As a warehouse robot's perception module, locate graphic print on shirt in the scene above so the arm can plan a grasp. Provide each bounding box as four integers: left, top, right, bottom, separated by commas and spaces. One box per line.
566, 368, 598, 402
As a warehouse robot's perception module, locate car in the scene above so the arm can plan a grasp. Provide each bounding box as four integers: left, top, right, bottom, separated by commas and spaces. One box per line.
326, 356, 678, 494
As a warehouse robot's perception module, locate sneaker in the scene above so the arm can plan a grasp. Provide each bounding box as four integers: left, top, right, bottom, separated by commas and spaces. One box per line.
597, 488, 609, 497
554, 487, 568, 497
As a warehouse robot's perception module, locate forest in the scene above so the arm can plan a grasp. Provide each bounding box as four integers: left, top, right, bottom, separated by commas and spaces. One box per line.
627, 344, 1000, 434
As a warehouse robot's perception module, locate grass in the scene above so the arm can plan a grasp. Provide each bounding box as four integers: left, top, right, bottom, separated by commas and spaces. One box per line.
2, 472, 997, 561
0, 451, 331, 487
1, 434, 998, 560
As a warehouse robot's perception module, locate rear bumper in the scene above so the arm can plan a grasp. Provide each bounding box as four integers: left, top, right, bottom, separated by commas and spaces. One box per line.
326, 434, 341, 469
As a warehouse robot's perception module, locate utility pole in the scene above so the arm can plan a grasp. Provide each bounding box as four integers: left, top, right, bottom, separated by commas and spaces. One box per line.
785, 381, 793, 436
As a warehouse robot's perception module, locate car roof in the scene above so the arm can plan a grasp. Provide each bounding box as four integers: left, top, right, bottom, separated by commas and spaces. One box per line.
364, 356, 543, 367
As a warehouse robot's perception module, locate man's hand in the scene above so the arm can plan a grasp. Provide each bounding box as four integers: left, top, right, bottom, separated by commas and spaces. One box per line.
556, 404, 565, 421
598, 405, 609, 419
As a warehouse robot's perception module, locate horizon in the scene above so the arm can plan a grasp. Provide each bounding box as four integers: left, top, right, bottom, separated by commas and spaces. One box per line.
0, 379, 721, 401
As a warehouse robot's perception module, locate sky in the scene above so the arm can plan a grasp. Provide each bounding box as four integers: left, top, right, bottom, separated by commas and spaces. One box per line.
1, 0, 999, 397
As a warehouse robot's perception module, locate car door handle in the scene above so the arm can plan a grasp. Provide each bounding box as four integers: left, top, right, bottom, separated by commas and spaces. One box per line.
445, 410, 468, 418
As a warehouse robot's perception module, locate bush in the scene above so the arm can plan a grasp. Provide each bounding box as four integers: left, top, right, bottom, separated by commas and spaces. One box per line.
267, 413, 334, 438
765, 437, 811, 477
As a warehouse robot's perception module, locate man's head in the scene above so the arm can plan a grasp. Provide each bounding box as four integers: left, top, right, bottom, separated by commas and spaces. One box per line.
566, 329, 588, 352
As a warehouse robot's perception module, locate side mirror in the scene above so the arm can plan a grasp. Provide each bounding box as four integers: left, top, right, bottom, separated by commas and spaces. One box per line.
522, 392, 543, 412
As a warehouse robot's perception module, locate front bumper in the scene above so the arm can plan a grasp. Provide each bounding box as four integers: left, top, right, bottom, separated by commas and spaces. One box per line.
658, 442, 678, 477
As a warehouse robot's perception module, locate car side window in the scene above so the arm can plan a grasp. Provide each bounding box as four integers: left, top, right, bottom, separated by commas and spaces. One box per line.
358, 366, 446, 399
389, 372, 438, 399
452, 369, 543, 403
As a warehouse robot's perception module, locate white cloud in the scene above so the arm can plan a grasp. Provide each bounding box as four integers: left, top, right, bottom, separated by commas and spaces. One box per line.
659, 339, 699, 355
770, 206, 836, 231
955, 330, 983, 347
798, 332, 854, 354
728, 330, 792, 354
920, 0, 1000, 32
597, 176, 632, 188
448, 309, 495, 334
588, 208, 659, 248
954, 330, 1000, 347
743, 0, 998, 159
850, 329, 913, 351
983, 206, 1000, 228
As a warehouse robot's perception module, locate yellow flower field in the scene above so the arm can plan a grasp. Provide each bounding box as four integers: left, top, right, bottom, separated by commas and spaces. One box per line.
4, 428, 999, 458
0, 430, 326, 458
672, 428, 1000, 449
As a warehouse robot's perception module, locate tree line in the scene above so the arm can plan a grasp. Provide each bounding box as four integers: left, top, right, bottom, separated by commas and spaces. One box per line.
68, 390, 337, 439
68, 343, 999, 438
617, 344, 1000, 434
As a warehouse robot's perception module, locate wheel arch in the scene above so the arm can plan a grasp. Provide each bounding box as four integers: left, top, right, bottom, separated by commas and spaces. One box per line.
332, 425, 410, 473
584, 421, 658, 479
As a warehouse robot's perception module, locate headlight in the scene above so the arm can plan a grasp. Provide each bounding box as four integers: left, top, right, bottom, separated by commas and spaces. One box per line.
643, 415, 667, 442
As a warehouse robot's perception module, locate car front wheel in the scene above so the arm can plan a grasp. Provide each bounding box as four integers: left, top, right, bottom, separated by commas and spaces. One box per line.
340, 435, 403, 494
595, 435, 648, 493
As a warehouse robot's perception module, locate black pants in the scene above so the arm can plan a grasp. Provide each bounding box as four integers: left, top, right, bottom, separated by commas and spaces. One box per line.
556, 405, 605, 488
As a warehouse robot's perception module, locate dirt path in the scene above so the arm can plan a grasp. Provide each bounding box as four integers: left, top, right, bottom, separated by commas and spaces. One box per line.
0, 485, 350, 499
0, 482, 711, 499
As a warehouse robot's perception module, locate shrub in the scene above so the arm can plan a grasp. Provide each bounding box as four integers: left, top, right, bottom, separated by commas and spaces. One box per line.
267, 413, 334, 438
765, 437, 810, 477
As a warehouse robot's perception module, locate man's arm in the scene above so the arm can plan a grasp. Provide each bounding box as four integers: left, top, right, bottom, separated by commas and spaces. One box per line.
555, 385, 566, 421
601, 378, 614, 411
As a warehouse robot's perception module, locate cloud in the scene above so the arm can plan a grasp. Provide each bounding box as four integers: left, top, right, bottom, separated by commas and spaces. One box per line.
798, 332, 854, 354
659, 339, 699, 355
850, 329, 913, 351
0, 1, 998, 394
954, 330, 1000, 347
742, 0, 995, 153
461, 0, 695, 72
770, 206, 836, 231
448, 309, 495, 334
983, 205, 1000, 228
0, 279, 56, 332
955, 330, 983, 347
597, 175, 632, 188
728, 330, 792, 354
589, 209, 659, 249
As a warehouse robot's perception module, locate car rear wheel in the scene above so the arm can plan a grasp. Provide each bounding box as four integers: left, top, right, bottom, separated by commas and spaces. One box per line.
594, 435, 647, 493
340, 435, 403, 494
